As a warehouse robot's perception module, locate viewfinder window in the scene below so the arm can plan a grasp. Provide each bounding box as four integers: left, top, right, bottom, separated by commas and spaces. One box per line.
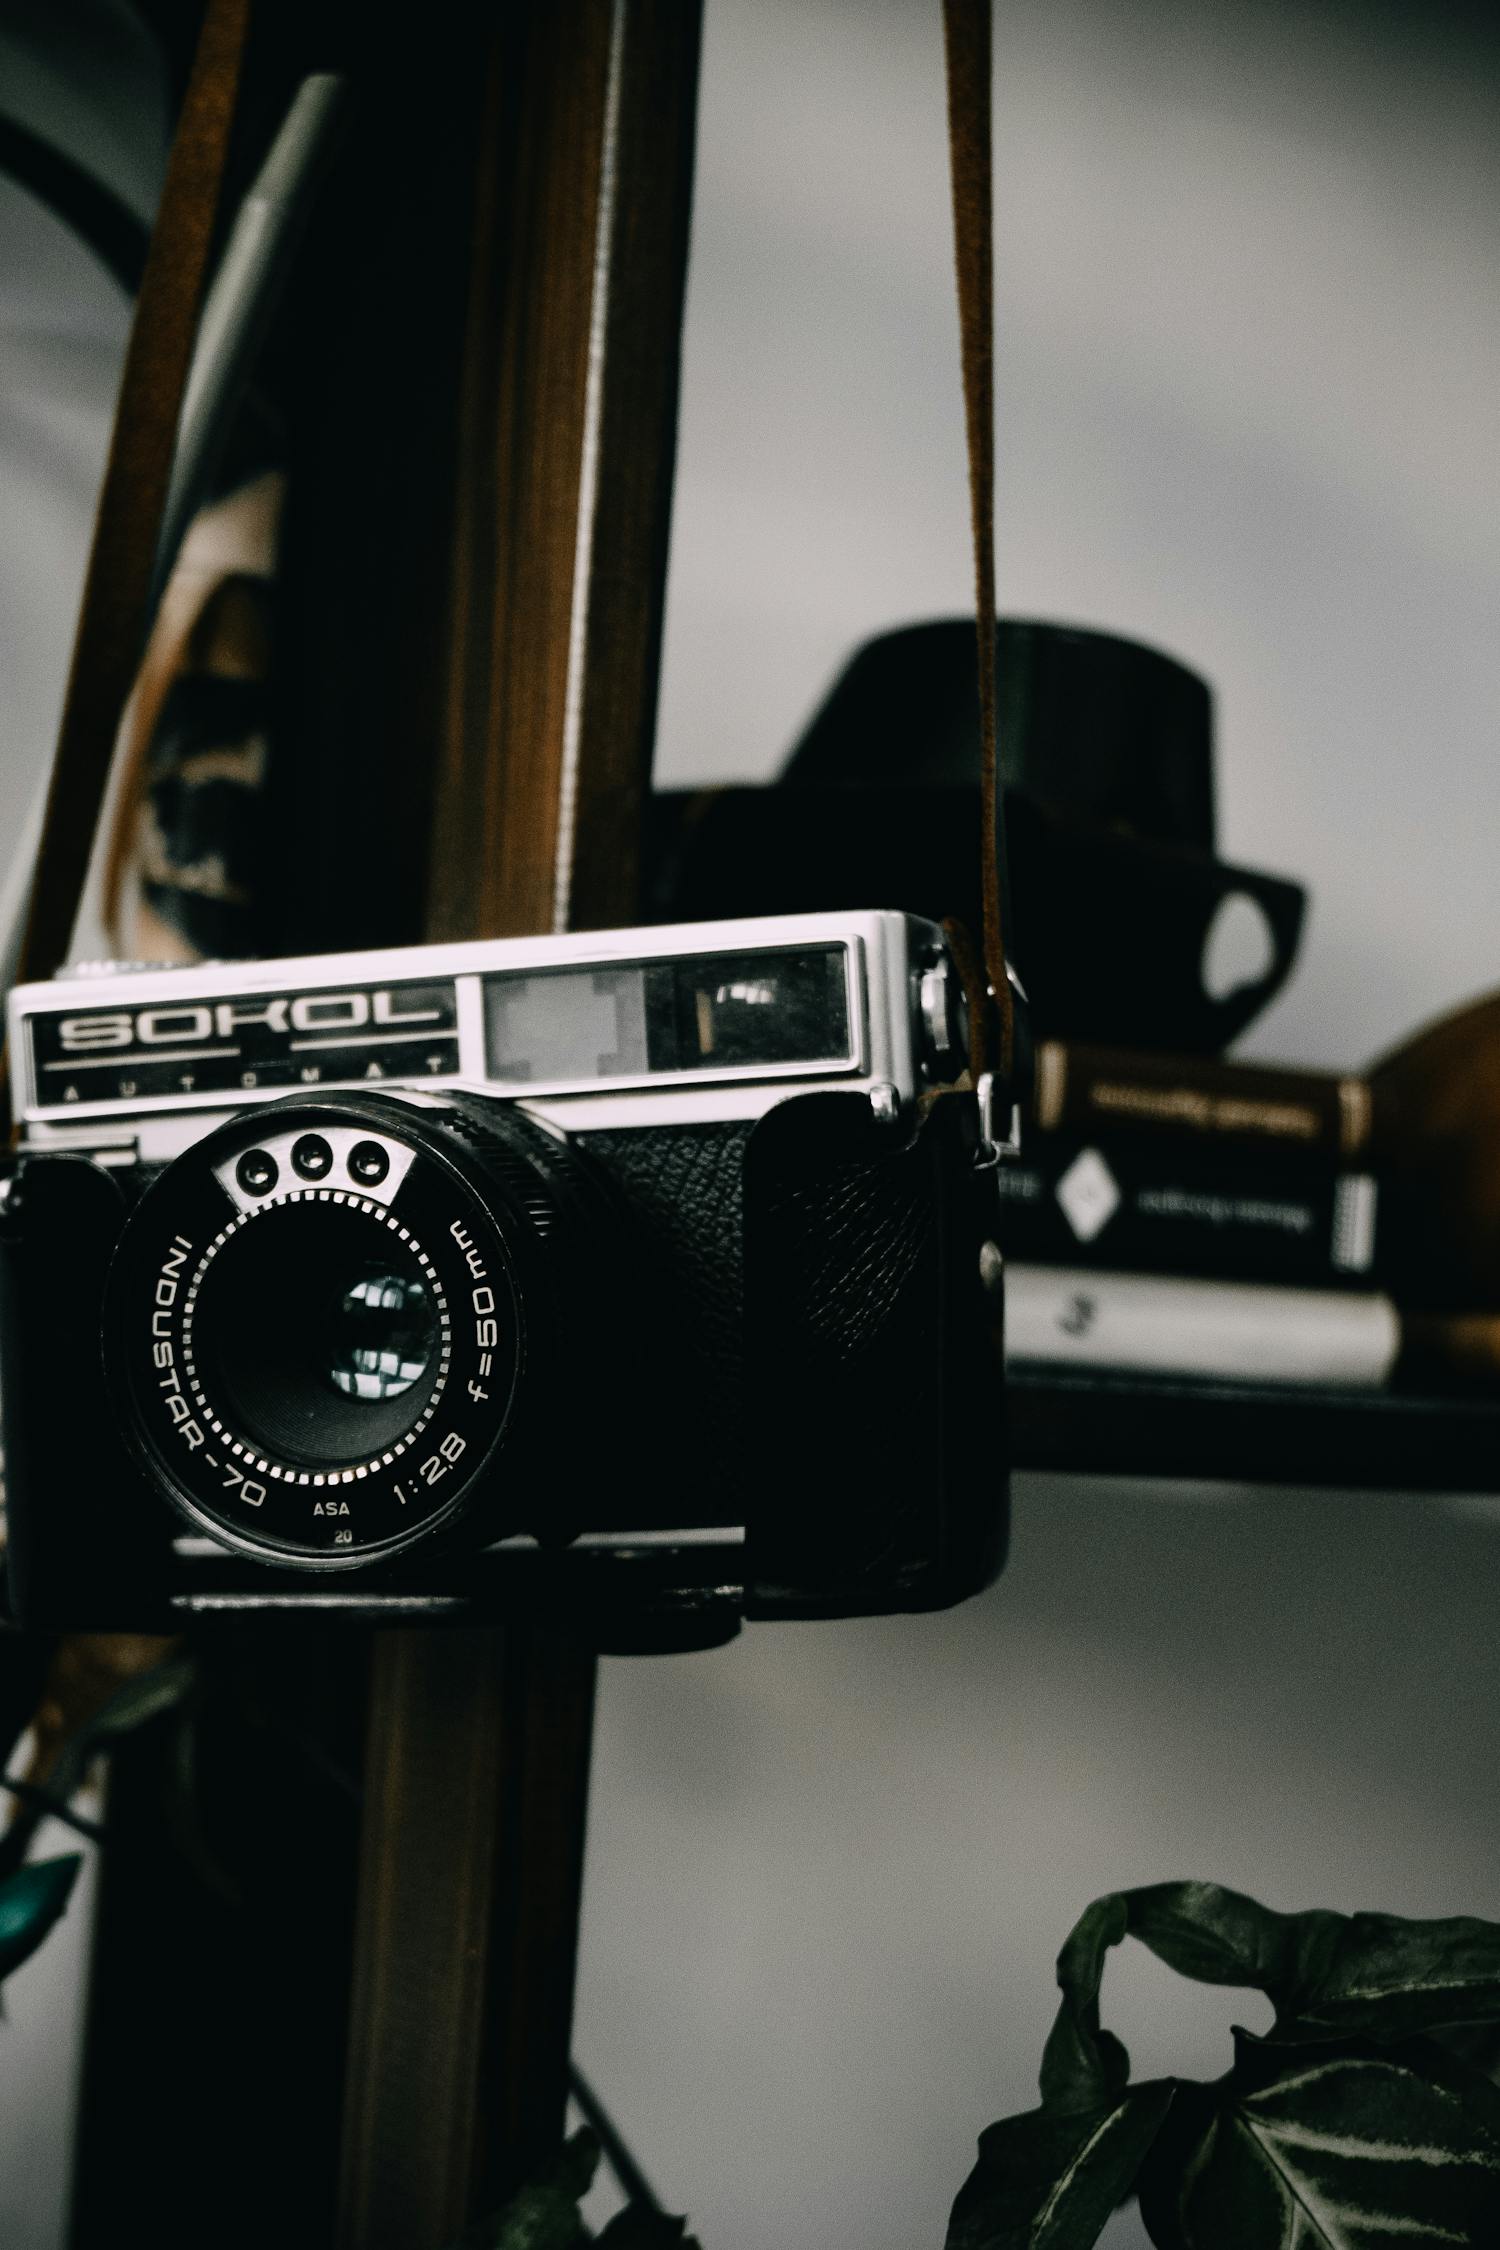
482, 945, 852, 1085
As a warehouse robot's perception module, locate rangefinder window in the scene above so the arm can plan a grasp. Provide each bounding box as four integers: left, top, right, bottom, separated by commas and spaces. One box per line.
482, 945, 853, 1089
655, 946, 852, 1071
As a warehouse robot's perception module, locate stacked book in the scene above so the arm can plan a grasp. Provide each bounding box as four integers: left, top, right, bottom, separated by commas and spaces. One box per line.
998, 1040, 1398, 1388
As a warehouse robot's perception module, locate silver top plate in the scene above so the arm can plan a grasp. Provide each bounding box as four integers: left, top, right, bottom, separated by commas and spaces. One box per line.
11, 910, 938, 1153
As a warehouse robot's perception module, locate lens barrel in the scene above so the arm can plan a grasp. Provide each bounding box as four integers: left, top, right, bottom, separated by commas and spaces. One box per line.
105, 1094, 586, 1568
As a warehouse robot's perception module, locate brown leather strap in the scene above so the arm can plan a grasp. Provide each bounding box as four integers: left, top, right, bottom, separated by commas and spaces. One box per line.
12, 0, 252, 1000
942, 0, 1015, 1087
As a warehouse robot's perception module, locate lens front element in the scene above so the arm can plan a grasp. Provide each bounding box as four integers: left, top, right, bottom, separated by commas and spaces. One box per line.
326, 1268, 432, 1404
107, 1099, 541, 1567
189, 1196, 445, 1467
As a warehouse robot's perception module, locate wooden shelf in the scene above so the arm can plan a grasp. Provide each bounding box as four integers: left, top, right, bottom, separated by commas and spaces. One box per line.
1006, 1365, 1500, 1494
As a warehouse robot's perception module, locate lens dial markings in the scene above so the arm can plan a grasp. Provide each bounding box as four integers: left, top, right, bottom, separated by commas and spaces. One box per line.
111, 1102, 530, 1568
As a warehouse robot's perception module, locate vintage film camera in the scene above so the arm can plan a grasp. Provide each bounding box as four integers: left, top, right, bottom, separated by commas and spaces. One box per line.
0, 911, 1007, 1643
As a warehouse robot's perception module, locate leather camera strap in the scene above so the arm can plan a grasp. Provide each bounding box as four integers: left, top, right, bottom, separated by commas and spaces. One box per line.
12, 2, 1000, 1088
942, 0, 1016, 1093
9, 0, 252, 1017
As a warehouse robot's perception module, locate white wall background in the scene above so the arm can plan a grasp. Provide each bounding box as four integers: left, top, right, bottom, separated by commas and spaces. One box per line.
1, 1, 1499, 2245
577, 3, 1500, 2247
652, 0, 1500, 1069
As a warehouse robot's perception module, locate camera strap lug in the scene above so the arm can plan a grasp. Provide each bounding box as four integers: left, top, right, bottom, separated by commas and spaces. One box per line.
936, 918, 1028, 1170
973, 1072, 1022, 1171
868, 1081, 901, 1127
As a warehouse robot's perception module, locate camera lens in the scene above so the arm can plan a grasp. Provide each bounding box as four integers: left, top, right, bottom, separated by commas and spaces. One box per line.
194, 1202, 442, 1468
327, 1270, 428, 1400
106, 1095, 593, 1569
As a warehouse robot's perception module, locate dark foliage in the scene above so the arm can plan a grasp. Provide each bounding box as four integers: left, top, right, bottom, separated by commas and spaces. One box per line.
946, 1881, 1500, 2248
454, 2132, 702, 2250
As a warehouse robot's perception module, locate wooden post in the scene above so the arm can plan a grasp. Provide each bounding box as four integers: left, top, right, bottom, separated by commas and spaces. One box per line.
426, 0, 702, 942
337, 5, 703, 2242
336, 1630, 598, 2245
62, 3, 701, 2243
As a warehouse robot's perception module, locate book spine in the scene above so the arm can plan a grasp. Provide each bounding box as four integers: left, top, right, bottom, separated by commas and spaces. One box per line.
1033, 1040, 1372, 1161
995, 1139, 1378, 1285
1003, 1265, 1400, 1387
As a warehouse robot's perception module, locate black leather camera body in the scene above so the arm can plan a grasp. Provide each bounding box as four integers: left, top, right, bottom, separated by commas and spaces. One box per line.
0, 912, 1007, 1645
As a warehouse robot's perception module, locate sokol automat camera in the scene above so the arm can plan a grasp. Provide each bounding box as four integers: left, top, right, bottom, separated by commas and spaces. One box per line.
0, 911, 1007, 1642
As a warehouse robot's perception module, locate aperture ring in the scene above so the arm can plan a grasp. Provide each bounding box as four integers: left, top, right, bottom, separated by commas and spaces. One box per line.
109, 1095, 533, 1569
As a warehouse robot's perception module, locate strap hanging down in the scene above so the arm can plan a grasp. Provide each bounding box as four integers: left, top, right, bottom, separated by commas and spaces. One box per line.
10, 0, 252, 1007
941, 0, 1016, 1093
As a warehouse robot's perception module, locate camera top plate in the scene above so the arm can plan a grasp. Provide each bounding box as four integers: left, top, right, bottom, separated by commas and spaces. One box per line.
9, 910, 946, 1159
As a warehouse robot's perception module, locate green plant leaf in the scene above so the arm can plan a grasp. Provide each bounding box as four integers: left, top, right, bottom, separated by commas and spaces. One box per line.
1274, 1912, 1500, 2045
453, 2130, 600, 2249
1117, 1883, 1500, 2046
0, 1652, 199, 1890
1431, 2021, 1500, 2084
43, 1654, 199, 1804
594, 2209, 702, 2248
982, 1886, 1500, 2249
1123, 1882, 1334, 2004
1040, 1892, 1132, 2110
0, 1854, 82, 1983
1138, 2027, 1500, 2249
947, 2080, 1174, 2250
